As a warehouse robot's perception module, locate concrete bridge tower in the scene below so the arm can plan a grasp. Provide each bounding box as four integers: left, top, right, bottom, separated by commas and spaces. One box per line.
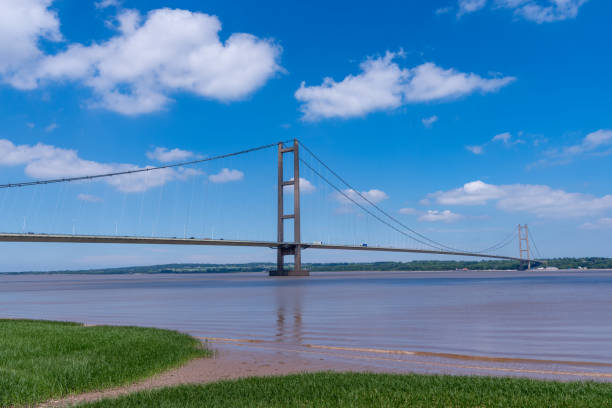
518, 224, 531, 270
270, 140, 308, 276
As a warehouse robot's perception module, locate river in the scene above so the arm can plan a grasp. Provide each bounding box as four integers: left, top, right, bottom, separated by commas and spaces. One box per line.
3, 270, 612, 367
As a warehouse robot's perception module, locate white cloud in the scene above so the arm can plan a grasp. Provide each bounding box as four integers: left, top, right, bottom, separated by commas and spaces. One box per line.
419, 210, 464, 223
1, 5, 282, 115
77, 193, 102, 202
45, 122, 57, 132
581, 218, 612, 230
422, 115, 439, 128
0, 0, 61, 88
146, 147, 196, 163
458, 0, 488, 16
436, 7, 453, 14
335, 188, 389, 205
492, 132, 512, 144
95, 0, 120, 9
295, 51, 514, 120
505, 0, 588, 23
284, 177, 316, 194
0, 138, 200, 193
532, 129, 612, 167
466, 132, 524, 156
466, 145, 484, 154
491, 131, 525, 146
563, 129, 612, 156
404, 62, 515, 102
208, 168, 244, 183
399, 207, 418, 215
457, 0, 589, 23
426, 180, 612, 218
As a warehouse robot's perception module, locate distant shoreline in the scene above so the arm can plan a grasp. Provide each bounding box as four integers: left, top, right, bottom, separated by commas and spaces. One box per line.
2, 257, 611, 275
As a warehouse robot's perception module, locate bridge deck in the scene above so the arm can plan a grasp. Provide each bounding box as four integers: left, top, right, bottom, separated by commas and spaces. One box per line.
0, 233, 521, 261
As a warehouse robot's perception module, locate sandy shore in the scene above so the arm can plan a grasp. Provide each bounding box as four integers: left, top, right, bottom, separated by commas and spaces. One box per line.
39, 344, 368, 407
39, 336, 612, 407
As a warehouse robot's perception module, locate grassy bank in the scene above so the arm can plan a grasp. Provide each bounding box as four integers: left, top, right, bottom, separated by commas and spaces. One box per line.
82, 372, 612, 408
0, 319, 209, 407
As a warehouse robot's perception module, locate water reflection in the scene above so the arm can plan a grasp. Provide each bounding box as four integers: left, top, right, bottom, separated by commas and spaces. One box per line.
275, 282, 303, 343
2, 271, 612, 363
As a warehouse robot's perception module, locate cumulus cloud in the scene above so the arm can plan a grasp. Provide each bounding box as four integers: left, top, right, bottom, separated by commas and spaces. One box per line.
284, 177, 316, 194
0, 0, 61, 87
295, 51, 514, 120
422, 115, 439, 128
492, 132, 512, 144
491, 131, 525, 146
95, 0, 120, 9
426, 180, 612, 217
466, 131, 525, 155
506, 0, 588, 23
1, 3, 282, 115
581, 218, 612, 230
458, 0, 488, 16
335, 188, 389, 205
419, 210, 464, 223
0, 138, 200, 193
399, 207, 418, 215
533, 129, 612, 167
146, 147, 196, 163
466, 145, 484, 154
562, 129, 612, 156
457, 0, 589, 23
208, 168, 244, 183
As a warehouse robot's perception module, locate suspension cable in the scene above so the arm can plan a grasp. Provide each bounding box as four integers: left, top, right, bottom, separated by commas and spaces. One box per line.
300, 140, 510, 254
301, 157, 454, 251
0, 141, 290, 189
529, 229, 544, 260
477, 230, 518, 254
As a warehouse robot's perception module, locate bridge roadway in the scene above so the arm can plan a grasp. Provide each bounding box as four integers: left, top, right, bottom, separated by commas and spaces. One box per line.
0, 233, 521, 261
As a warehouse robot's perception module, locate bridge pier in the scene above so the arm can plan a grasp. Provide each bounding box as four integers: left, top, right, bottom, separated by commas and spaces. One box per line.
270, 244, 308, 276
270, 140, 308, 277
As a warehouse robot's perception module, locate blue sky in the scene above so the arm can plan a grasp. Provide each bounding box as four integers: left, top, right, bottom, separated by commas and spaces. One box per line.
0, 0, 611, 271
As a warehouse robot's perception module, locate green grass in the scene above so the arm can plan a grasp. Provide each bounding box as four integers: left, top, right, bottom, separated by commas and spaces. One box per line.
81, 372, 612, 408
0, 319, 209, 407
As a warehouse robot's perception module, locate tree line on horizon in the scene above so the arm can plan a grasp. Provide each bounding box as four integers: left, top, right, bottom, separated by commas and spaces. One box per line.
4, 258, 611, 275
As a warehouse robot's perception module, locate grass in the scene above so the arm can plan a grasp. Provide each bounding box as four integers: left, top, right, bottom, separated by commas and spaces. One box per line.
0, 319, 209, 407
81, 372, 612, 408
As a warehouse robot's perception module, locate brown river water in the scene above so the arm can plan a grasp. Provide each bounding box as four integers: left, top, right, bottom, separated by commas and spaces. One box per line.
2, 270, 612, 380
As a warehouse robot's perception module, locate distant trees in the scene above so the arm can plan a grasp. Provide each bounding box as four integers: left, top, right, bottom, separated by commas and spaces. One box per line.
6, 258, 611, 275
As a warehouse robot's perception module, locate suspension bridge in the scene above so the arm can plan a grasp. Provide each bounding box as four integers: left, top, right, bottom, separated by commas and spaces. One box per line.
0, 140, 542, 275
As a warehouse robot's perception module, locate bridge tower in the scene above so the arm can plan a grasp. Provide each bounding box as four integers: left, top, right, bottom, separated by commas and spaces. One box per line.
518, 224, 531, 270
270, 140, 308, 276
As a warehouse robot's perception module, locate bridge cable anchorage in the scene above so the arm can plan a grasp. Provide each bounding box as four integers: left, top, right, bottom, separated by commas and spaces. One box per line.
0, 141, 292, 189
299, 140, 514, 255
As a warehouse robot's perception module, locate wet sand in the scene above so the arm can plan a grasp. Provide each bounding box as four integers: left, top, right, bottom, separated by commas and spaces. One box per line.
40, 336, 612, 407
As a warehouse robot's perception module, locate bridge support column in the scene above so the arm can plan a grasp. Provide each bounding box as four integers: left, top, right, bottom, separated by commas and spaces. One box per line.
518, 224, 531, 270
270, 140, 308, 277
